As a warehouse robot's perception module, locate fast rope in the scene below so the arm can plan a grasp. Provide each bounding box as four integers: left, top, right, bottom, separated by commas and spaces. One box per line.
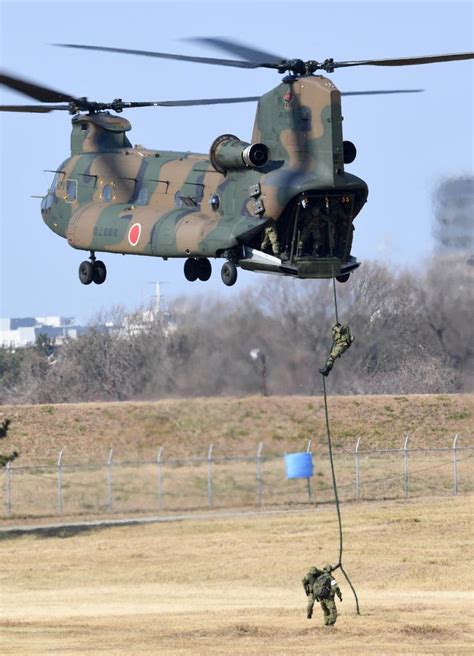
322, 206, 360, 614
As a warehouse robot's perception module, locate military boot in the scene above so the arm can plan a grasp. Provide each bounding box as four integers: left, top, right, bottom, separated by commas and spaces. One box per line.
307, 609, 313, 619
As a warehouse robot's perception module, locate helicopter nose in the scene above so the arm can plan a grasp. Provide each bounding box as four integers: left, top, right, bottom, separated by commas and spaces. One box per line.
40, 192, 53, 219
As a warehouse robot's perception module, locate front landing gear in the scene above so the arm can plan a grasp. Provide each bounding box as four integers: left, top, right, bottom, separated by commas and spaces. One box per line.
184, 258, 212, 282
79, 253, 107, 285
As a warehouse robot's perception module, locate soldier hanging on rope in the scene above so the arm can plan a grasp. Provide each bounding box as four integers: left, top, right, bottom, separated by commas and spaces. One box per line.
302, 564, 343, 626
319, 322, 354, 377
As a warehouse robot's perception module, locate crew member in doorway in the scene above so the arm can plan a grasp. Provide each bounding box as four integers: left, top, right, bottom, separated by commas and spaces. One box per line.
260, 218, 281, 257
319, 323, 354, 377
298, 202, 323, 257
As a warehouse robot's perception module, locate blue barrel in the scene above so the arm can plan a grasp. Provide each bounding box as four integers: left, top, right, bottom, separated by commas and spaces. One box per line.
284, 452, 313, 479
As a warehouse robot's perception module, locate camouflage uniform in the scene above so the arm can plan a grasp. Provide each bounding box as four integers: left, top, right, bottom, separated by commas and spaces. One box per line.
302, 565, 342, 626
319, 323, 354, 376
0, 417, 11, 438
261, 219, 280, 256
298, 206, 322, 257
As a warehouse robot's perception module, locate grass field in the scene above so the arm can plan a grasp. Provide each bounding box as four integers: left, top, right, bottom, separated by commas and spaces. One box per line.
1, 495, 473, 655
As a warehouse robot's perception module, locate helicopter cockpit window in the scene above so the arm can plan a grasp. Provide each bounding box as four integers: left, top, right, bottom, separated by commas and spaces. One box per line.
50, 171, 64, 193
66, 179, 77, 202
102, 184, 113, 202
137, 187, 149, 205
209, 193, 220, 212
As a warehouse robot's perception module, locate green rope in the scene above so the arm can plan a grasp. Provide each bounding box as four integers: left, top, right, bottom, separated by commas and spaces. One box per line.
322, 376, 360, 615
320, 201, 360, 614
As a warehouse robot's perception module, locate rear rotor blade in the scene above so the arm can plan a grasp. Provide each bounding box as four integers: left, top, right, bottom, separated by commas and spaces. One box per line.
341, 89, 424, 96
332, 52, 474, 69
54, 43, 267, 69
0, 71, 76, 102
185, 37, 285, 64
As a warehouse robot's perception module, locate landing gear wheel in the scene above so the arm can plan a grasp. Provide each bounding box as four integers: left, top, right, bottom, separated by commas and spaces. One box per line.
184, 258, 198, 282
197, 258, 212, 282
336, 273, 350, 283
79, 260, 94, 285
221, 261, 238, 287
93, 260, 107, 285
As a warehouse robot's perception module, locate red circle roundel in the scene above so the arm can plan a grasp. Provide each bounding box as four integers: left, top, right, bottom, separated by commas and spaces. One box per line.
128, 223, 142, 247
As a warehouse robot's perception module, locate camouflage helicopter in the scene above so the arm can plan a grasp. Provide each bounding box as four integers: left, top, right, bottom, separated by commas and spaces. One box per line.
1, 40, 472, 287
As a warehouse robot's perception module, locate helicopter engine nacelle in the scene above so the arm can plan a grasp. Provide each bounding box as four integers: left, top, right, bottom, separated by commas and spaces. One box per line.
210, 133, 269, 174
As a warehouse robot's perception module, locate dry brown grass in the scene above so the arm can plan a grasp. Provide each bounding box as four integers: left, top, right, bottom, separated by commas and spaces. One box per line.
1, 496, 473, 654
1, 394, 473, 465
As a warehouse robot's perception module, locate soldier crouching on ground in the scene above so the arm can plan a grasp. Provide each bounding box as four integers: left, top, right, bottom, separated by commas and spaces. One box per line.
302, 564, 342, 626
319, 322, 354, 377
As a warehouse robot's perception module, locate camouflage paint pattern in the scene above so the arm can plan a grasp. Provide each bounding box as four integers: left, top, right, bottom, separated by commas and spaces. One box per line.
41, 75, 369, 279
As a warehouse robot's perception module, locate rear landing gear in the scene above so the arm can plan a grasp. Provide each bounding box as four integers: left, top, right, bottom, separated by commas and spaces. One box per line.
221, 261, 238, 286
79, 253, 107, 285
184, 258, 212, 282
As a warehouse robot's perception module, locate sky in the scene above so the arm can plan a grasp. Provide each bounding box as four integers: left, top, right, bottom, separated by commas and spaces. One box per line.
0, 0, 472, 322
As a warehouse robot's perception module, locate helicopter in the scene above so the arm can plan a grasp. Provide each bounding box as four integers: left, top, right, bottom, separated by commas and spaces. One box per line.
1, 40, 472, 287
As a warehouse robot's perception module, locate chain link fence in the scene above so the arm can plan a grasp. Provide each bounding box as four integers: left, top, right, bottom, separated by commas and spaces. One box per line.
3, 435, 473, 519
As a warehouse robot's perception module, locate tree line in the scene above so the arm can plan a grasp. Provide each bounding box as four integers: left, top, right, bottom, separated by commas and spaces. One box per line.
0, 255, 472, 405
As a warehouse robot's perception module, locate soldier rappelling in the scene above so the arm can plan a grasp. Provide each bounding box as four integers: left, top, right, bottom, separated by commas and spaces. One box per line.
319, 322, 354, 377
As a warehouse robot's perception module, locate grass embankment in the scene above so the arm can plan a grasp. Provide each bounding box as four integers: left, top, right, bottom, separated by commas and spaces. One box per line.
1, 394, 472, 465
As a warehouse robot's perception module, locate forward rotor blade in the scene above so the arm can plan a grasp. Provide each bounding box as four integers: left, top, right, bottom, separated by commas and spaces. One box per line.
54, 43, 266, 69
333, 52, 474, 69
0, 71, 76, 102
0, 104, 70, 112
126, 96, 260, 108
341, 89, 424, 96
184, 37, 285, 64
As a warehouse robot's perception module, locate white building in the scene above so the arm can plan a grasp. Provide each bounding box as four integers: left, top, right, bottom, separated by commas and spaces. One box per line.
0, 316, 81, 348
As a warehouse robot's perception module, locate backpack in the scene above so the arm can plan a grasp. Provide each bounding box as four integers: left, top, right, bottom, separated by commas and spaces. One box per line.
313, 574, 332, 600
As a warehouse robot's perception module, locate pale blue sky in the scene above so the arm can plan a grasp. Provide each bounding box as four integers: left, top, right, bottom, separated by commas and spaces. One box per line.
0, 0, 472, 321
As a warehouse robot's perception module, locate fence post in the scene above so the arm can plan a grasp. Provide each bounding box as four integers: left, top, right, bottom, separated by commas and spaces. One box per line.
157, 447, 164, 510
107, 448, 114, 512
306, 440, 312, 502
355, 437, 361, 500
4, 461, 12, 516
57, 448, 64, 515
256, 442, 263, 506
403, 434, 409, 498
452, 434, 459, 496
207, 444, 214, 508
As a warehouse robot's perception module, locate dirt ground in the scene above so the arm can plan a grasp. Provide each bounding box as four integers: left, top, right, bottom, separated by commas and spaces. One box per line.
1, 496, 473, 655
